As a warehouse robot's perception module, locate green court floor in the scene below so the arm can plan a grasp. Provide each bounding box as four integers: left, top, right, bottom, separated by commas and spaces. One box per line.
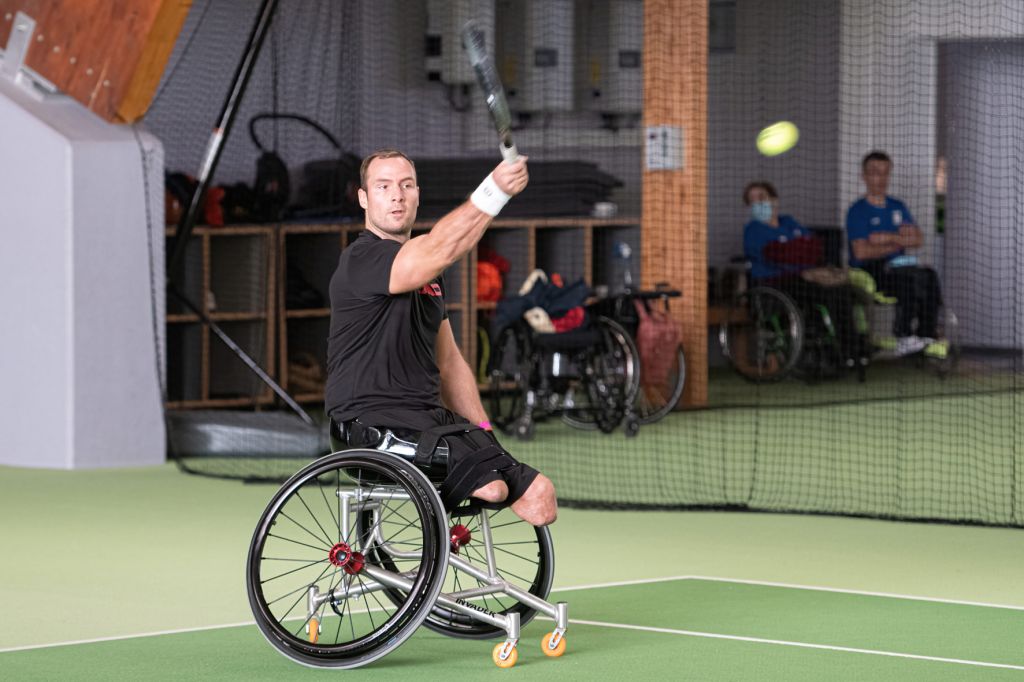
3, 579, 1022, 680
2, 463, 1023, 680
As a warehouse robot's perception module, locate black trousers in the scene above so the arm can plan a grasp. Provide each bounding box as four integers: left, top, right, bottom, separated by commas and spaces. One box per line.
863, 261, 942, 338
768, 275, 865, 362
338, 406, 540, 508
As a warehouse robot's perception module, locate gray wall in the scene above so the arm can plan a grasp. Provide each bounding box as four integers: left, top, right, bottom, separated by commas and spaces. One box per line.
939, 40, 1024, 349
707, 0, 841, 267
0, 76, 165, 469
144, 0, 642, 214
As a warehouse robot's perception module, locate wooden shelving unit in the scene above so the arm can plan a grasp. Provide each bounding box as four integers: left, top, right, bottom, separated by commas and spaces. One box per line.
164, 225, 276, 409
165, 217, 637, 408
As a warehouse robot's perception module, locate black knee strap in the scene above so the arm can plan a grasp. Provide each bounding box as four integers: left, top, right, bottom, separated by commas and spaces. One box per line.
413, 423, 482, 467
439, 444, 518, 510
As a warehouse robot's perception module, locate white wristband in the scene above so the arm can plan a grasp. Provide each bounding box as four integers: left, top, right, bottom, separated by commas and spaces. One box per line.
470, 173, 511, 217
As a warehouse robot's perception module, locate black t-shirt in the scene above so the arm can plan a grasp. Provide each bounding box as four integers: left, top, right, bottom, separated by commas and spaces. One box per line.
325, 230, 447, 422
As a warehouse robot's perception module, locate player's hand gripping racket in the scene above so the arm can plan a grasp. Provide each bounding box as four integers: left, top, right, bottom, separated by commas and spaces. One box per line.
461, 20, 519, 163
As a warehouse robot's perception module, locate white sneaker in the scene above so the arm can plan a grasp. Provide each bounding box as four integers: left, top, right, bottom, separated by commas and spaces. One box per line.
894, 335, 928, 357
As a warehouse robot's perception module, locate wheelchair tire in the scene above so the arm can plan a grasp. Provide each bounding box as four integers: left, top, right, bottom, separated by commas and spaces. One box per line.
488, 325, 532, 435
420, 507, 555, 640
720, 287, 803, 383
634, 343, 686, 424
563, 316, 640, 432
247, 450, 449, 669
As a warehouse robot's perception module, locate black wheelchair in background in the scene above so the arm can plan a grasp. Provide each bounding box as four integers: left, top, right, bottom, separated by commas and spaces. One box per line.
487, 286, 687, 440
718, 260, 958, 383
586, 287, 686, 424
488, 313, 641, 439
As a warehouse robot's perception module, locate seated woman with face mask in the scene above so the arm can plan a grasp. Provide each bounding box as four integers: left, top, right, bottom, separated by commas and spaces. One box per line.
742, 180, 866, 369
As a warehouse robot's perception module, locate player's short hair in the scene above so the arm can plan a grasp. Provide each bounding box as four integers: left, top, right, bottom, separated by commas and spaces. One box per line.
743, 180, 778, 205
360, 149, 417, 188
861, 150, 892, 171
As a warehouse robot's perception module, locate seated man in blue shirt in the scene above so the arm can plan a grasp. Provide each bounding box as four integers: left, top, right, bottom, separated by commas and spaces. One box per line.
743, 181, 864, 369
846, 151, 944, 356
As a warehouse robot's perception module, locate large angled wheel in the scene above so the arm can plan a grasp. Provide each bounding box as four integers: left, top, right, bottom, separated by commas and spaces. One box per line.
720, 287, 803, 382
563, 316, 640, 432
422, 507, 555, 639
488, 324, 532, 435
247, 450, 449, 669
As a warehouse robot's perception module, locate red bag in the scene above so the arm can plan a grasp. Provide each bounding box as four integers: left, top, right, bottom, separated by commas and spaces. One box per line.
763, 235, 823, 266
633, 299, 681, 387
476, 261, 503, 302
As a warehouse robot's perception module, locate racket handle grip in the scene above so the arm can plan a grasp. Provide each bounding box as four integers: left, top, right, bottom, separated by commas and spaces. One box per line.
500, 141, 519, 163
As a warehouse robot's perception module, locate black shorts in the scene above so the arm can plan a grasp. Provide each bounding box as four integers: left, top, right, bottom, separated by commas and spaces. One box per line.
341, 406, 540, 507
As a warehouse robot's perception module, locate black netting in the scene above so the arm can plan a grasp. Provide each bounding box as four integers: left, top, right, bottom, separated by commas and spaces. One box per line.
145, 0, 1022, 525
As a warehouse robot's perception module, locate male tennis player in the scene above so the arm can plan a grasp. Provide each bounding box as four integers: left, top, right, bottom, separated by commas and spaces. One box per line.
325, 149, 557, 527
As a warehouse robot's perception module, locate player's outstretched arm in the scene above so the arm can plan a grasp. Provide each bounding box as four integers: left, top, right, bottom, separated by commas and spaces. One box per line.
389, 157, 528, 294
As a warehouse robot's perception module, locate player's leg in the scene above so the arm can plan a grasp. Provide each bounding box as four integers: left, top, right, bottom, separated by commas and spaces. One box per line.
510, 473, 558, 527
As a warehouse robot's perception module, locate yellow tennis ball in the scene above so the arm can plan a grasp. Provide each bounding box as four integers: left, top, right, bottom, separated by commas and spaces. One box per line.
756, 121, 799, 157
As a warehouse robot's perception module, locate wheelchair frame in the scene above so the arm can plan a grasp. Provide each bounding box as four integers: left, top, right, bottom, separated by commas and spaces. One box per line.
247, 440, 568, 669
489, 315, 641, 439
720, 282, 957, 383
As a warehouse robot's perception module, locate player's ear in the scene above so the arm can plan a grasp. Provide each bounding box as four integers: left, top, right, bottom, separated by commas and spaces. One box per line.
358, 187, 368, 210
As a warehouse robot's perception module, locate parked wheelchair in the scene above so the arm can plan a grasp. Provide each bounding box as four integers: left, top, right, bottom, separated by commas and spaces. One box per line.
584, 286, 686, 424
718, 262, 957, 383
246, 422, 567, 669
488, 314, 641, 440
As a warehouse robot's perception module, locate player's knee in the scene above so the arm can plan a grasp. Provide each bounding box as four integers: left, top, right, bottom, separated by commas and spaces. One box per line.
472, 479, 509, 503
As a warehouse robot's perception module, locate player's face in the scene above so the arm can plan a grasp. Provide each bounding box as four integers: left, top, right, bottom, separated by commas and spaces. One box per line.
862, 159, 891, 196
359, 156, 419, 238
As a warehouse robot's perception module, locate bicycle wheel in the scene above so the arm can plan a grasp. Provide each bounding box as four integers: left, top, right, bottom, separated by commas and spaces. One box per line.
563, 316, 640, 432
634, 343, 686, 424
247, 450, 449, 669
720, 287, 803, 382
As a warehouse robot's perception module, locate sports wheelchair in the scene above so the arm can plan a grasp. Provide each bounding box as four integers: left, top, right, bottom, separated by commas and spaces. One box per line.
488, 314, 640, 440
718, 265, 957, 382
246, 423, 567, 669
718, 257, 869, 383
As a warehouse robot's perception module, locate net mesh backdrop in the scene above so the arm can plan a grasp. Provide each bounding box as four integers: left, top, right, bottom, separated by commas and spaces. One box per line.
144, 0, 1023, 526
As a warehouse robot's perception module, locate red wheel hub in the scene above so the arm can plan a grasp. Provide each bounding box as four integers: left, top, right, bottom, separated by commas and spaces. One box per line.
328, 542, 365, 575
450, 524, 472, 553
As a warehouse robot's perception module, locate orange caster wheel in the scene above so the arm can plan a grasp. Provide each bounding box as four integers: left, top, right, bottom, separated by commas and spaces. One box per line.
492, 643, 518, 668
541, 632, 566, 657
308, 617, 319, 644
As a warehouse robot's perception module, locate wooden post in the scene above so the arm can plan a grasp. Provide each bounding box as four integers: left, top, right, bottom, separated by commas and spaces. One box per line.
642, 0, 708, 407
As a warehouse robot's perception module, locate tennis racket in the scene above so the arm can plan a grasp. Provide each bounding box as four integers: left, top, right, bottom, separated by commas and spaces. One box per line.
461, 20, 519, 162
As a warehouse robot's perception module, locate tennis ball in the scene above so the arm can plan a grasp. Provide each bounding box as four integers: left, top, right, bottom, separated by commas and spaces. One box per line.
756, 121, 799, 157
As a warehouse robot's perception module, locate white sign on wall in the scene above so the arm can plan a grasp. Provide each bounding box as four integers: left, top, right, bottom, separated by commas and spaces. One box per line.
645, 125, 684, 170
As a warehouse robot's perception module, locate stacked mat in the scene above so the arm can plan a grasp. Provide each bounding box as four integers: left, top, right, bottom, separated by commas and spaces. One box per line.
413, 158, 622, 218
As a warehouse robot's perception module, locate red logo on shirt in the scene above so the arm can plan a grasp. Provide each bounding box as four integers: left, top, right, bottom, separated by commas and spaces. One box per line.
419, 283, 442, 297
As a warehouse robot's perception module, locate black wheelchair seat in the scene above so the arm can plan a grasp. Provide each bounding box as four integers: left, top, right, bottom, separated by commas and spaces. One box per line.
329, 418, 449, 484
531, 326, 601, 352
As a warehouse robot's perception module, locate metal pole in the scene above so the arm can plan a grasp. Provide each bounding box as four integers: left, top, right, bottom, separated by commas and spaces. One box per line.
167, 0, 280, 274
163, 0, 313, 426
